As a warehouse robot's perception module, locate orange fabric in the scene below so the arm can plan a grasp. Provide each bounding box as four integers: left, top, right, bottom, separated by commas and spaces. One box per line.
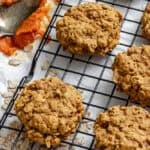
0, 36, 17, 56
40, 0, 47, 6
0, 0, 51, 56
2, 0, 19, 6
54, 0, 60, 4
13, 0, 51, 49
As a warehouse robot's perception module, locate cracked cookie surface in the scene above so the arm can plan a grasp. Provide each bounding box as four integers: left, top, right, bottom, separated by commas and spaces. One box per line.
94, 106, 150, 150
56, 2, 122, 56
112, 45, 150, 106
142, 4, 150, 40
14, 77, 84, 148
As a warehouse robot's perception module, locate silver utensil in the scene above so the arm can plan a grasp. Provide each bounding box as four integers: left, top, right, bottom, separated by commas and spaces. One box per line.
0, 0, 41, 37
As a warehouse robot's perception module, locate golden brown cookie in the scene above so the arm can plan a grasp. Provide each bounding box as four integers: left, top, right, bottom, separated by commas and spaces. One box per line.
94, 106, 150, 150
56, 2, 122, 56
142, 4, 150, 40
112, 45, 150, 106
14, 77, 84, 148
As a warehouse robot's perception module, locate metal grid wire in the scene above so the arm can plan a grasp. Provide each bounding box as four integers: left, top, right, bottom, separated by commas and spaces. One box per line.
0, 0, 149, 149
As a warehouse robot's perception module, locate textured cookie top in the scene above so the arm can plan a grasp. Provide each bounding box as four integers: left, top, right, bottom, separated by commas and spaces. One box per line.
142, 4, 150, 40
14, 77, 84, 148
94, 106, 150, 150
112, 45, 150, 106
56, 2, 122, 56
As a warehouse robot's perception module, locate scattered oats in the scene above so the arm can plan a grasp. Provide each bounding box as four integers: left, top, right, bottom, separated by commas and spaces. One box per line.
55, 144, 68, 150
39, 146, 48, 150
8, 80, 18, 89
8, 88, 16, 93
80, 126, 88, 132
10, 106, 16, 114
80, 120, 93, 132
87, 123, 93, 130
67, 134, 74, 141
32, 143, 41, 150
4, 97, 11, 105
13, 51, 20, 56
0, 136, 5, 145
1, 91, 13, 98
26, 51, 33, 58
7, 131, 16, 141
8, 59, 22, 66
0, 131, 16, 149
70, 147, 76, 150
17, 90, 22, 96
49, 69, 57, 77
33, 143, 49, 150
79, 90, 84, 94
24, 44, 33, 52
82, 120, 89, 123
10, 120, 21, 129
1, 103, 8, 110
0, 143, 11, 150
15, 138, 29, 150
74, 137, 84, 145
41, 60, 49, 70
84, 111, 91, 118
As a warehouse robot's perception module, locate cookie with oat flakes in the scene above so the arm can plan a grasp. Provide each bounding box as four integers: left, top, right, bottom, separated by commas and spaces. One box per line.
94, 106, 150, 150
112, 45, 150, 106
14, 77, 84, 148
56, 2, 123, 56
142, 4, 150, 40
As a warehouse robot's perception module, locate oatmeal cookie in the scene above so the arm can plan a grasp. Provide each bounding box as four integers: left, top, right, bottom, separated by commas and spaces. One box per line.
94, 106, 150, 150
142, 4, 150, 40
14, 77, 84, 148
56, 2, 122, 56
112, 45, 150, 106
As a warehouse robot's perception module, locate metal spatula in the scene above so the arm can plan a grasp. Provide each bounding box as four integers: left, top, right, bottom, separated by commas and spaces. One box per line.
0, 0, 41, 37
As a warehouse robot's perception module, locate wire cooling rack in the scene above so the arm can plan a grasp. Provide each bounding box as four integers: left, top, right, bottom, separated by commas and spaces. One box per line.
0, 0, 150, 149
